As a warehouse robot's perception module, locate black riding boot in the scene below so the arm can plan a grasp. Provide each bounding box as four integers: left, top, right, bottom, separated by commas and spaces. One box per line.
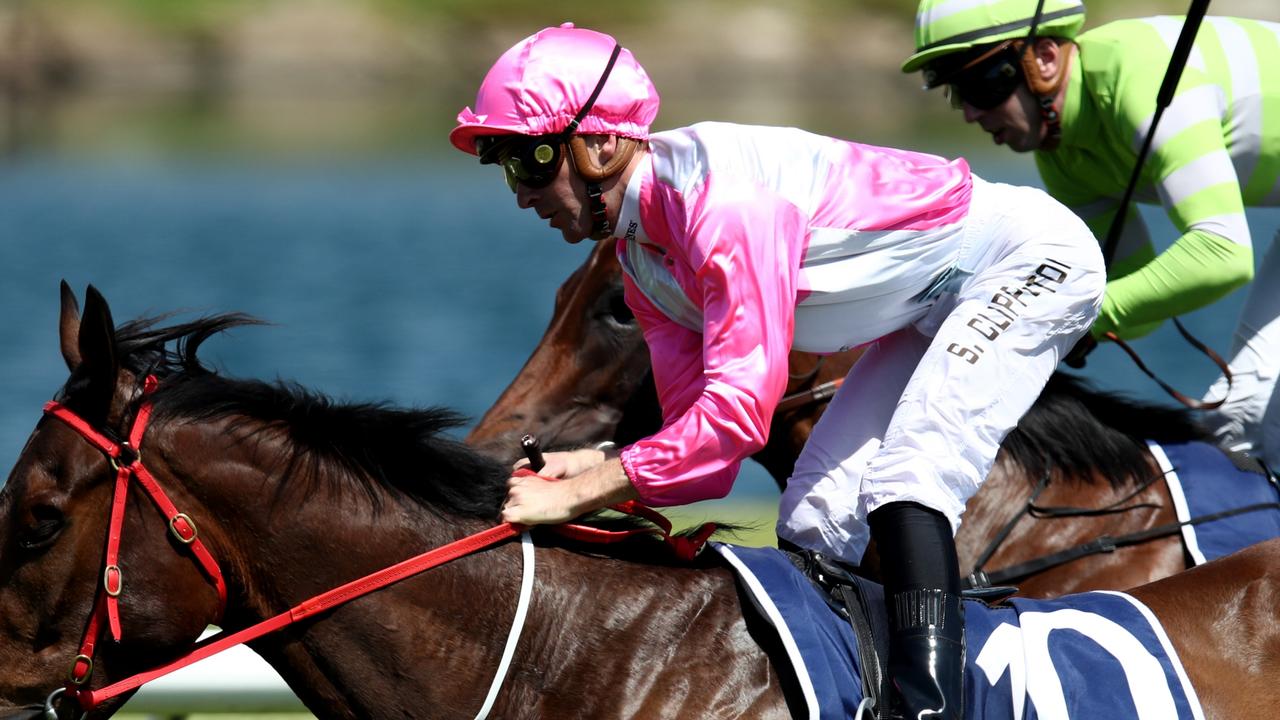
868, 501, 965, 720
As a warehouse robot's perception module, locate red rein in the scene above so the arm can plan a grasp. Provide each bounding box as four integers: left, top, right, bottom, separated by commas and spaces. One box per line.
43, 380, 712, 712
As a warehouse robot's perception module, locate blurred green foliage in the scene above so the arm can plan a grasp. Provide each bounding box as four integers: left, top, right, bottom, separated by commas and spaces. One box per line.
61, 0, 256, 32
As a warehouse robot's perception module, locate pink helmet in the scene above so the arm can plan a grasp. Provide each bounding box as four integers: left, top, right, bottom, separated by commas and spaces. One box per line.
450, 23, 660, 155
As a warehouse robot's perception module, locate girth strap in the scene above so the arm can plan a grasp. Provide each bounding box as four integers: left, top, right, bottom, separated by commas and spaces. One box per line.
787, 549, 892, 720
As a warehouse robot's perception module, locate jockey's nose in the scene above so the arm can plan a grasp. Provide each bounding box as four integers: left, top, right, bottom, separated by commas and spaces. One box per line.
515, 183, 537, 210
962, 103, 985, 123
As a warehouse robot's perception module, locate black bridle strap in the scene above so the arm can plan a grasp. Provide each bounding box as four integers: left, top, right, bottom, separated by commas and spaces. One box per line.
1026, 469, 1166, 518
966, 500, 1280, 588
966, 450, 1277, 588
969, 469, 1053, 575
967, 460, 1166, 576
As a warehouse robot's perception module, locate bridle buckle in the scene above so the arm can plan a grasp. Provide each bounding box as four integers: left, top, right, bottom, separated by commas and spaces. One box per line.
169, 513, 198, 544
67, 654, 93, 686
103, 565, 122, 597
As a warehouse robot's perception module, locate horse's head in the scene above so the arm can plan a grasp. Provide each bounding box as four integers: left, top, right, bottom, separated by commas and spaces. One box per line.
0, 284, 225, 718
467, 239, 654, 461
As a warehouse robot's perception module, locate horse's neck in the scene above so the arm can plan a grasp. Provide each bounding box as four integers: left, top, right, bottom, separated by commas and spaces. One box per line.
240, 514, 525, 716
250, 539, 788, 718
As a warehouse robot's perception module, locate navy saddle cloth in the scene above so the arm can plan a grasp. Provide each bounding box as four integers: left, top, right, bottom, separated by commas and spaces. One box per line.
713, 543, 1205, 720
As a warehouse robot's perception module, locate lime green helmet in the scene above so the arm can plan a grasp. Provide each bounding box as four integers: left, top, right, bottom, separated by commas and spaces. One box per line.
902, 0, 1086, 73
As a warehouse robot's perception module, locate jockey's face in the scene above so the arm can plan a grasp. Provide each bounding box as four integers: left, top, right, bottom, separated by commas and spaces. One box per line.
514, 152, 595, 244
959, 82, 1046, 153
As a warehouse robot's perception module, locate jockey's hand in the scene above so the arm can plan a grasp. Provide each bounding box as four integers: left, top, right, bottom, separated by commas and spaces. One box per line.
502, 471, 579, 525
502, 457, 639, 526
1063, 333, 1098, 369
512, 447, 612, 479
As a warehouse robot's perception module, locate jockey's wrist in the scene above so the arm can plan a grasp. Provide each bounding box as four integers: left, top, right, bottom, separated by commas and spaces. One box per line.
568, 458, 637, 515
567, 442, 617, 475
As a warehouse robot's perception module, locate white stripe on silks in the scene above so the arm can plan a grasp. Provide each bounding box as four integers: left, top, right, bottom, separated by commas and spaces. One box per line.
714, 544, 821, 720
804, 221, 964, 262
472, 532, 535, 720
1100, 592, 1209, 720
1226, 95, 1265, 187
1208, 18, 1264, 186
1187, 212, 1252, 247
1209, 18, 1263, 109
1154, 149, 1239, 210
1141, 16, 1207, 73
1145, 441, 1208, 565
1136, 84, 1226, 154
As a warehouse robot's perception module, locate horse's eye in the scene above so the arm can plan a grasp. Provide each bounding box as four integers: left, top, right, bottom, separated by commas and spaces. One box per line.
18, 506, 64, 551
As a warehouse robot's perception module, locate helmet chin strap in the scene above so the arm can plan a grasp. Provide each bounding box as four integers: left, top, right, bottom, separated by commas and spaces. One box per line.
568, 136, 642, 240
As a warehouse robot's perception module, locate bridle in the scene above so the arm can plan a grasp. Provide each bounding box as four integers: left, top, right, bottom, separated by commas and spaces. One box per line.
41, 374, 227, 717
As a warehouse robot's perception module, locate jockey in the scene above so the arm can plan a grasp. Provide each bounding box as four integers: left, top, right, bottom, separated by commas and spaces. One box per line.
452, 24, 1104, 719
903, 0, 1280, 470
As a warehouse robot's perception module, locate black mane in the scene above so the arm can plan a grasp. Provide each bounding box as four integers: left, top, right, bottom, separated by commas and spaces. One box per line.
97, 314, 510, 519
1002, 372, 1214, 487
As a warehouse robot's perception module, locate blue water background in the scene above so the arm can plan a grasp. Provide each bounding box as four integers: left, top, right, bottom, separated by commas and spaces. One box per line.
2, 148, 1277, 498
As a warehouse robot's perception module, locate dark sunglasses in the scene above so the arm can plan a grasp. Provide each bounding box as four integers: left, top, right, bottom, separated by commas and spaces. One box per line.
477, 135, 565, 191
931, 41, 1026, 111
476, 43, 623, 193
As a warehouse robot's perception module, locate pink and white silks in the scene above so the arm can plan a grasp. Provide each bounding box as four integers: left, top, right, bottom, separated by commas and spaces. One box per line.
613, 122, 1105, 563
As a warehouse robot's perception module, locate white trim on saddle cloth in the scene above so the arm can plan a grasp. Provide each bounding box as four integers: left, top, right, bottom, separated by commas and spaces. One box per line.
715, 543, 1205, 720
1147, 440, 1280, 566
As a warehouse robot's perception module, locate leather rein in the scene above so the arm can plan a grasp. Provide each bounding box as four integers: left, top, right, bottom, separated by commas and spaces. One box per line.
40, 376, 709, 718
964, 458, 1280, 589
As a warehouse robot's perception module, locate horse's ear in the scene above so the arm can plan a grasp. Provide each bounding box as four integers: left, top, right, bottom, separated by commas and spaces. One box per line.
59, 280, 83, 372
76, 285, 119, 419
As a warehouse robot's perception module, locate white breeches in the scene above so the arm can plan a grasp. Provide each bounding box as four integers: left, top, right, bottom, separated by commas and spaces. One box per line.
777, 180, 1106, 564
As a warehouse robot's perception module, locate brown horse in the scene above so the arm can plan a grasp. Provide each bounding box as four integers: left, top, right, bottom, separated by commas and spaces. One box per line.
2, 285, 1278, 720
467, 240, 1239, 598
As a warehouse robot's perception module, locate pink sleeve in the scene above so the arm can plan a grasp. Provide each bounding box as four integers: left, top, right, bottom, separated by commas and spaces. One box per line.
618, 184, 806, 506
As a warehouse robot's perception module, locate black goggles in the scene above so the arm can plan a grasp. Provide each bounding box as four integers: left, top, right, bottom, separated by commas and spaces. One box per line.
475, 43, 623, 193
476, 135, 565, 191
931, 41, 1026, 111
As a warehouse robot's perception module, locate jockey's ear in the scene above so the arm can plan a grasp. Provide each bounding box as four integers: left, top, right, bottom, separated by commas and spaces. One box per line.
1022, 37, 1070, 96
568, 134, 640, 182
59, 280, 82, 372
75, 284, 120, 425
